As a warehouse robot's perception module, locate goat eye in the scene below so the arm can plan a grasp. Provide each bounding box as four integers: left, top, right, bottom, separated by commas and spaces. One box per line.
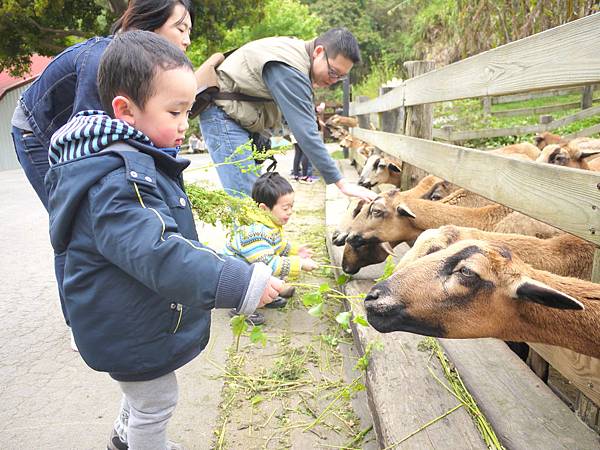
459, 266, 476, 277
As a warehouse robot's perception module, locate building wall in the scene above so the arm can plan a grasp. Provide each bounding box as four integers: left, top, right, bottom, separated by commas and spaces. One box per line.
0, 84, 29, 171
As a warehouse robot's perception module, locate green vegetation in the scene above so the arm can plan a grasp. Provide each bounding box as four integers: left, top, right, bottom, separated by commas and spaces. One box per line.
419, 338, 504, 449
433, 90, 600, 148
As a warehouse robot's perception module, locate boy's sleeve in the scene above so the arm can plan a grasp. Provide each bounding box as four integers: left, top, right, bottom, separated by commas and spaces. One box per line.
88, 170, 269, 312
232, 225, 301, 279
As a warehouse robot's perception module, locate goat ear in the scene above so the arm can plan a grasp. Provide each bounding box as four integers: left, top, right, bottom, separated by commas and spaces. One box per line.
388, 162, 401, 173
396, 204, 416, 218
380, 241, 396, 256
352, 200, 365, 218
514, 279, 584, 310
578, 149, 600, 160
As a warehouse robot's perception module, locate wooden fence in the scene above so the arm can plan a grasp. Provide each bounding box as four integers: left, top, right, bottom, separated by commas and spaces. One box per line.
348, 12, 600, 434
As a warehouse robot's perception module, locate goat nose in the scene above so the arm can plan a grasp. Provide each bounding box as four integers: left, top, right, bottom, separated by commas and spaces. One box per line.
364, 289, 380, 302
346, 234, 364, 248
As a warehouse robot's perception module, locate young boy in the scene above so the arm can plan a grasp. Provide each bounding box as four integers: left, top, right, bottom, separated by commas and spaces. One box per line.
225, 172, 319, 322
45, 31, 282, 450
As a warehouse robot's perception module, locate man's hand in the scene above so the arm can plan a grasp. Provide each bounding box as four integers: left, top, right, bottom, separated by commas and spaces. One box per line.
258, 276, 284, 308
335, 178, 377, 202
297, 244, 313, 259
301, 258, 319, 271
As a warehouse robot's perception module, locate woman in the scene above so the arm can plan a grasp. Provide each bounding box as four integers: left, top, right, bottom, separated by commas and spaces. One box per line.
10, 0, 194, 336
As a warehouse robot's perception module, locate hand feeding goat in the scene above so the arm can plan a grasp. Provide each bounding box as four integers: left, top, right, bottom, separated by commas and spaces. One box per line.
364, 239, 600, 359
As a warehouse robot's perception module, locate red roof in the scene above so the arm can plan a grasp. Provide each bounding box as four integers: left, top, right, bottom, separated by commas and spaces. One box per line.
0, 54, 53, 100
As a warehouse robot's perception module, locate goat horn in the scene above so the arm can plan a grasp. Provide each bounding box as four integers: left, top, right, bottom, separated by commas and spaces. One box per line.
380, 241, 396, 256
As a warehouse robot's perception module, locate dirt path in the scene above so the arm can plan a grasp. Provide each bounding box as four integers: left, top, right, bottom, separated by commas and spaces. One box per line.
209, 170, 377, 449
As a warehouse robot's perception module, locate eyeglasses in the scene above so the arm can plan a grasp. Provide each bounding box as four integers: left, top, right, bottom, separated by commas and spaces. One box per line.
323, 48, 348, 81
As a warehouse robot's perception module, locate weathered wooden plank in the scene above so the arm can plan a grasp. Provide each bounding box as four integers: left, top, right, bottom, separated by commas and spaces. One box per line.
491, 98, 600, 118
432, 104, 600, 141
441, 339, 600, 450
352, 128, 600, 246
566, 123, 600, 140
404, 13, 600, 106
343, 281, 486, 450
530, 343, 600, 408
491, 86, 593, 104
350, 84, 406, 116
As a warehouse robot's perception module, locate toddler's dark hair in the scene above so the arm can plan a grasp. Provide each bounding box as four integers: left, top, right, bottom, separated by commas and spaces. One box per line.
252, 172, 294, 209
98, 30, 193, 117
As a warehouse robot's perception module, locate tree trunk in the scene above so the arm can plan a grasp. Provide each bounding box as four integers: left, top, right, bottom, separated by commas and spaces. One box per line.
106, 0, 128, 15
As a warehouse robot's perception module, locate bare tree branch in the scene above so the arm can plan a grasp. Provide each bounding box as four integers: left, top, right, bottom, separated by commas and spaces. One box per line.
26, 17, 90, 39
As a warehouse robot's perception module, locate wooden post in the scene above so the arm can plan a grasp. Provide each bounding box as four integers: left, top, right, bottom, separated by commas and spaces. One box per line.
582, 85, 594, 110
539, 114, 553, 130
357, 95, 370, 129
401, 60, 436, 190
342, 78, 350, 116
482, 96, 492, 116
378, 86, 404, 134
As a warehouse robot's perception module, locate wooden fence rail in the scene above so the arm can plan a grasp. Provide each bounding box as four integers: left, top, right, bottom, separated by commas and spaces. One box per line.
348, 11, 600, 434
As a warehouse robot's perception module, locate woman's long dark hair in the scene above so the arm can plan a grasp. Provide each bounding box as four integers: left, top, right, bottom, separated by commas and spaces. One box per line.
111, 0, 194, 34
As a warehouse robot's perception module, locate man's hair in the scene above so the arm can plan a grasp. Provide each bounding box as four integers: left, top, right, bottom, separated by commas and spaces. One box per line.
315, 28, 361, 64
98, 30, 193, 116
252, 172, 294, 209
111, 0, 194, 34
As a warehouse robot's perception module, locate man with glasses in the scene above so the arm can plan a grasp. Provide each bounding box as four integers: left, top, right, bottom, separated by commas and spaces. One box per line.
199, 28, 376, 202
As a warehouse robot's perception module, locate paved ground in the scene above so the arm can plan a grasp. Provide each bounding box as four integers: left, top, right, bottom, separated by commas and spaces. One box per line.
0, 152, 232, 449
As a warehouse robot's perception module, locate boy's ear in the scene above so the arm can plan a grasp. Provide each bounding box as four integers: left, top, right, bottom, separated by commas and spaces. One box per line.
112, 95, 136, 126
258, 203, 269, 211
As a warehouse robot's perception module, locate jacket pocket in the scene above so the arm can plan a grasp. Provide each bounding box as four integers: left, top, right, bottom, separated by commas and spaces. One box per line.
169, 302, 185, 334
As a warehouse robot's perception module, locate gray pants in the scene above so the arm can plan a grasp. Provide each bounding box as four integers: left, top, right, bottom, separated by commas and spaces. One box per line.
114, 372, 179, 450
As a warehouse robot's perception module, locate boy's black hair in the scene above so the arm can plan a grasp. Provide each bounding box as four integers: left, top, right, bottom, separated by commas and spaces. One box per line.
98, 30, 193, 117
252, 172, 294, 209
315, 28, 361, 64
111, 0, 194, 34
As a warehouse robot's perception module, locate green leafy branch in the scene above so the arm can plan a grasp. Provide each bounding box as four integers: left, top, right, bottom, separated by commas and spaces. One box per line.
230, 314, 267, 352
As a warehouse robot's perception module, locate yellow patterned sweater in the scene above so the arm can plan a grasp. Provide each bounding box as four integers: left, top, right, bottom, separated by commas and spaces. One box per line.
224, 213, 301, 279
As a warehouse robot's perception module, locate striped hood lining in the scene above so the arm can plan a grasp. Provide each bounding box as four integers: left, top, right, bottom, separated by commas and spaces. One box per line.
49, 110, 161, 166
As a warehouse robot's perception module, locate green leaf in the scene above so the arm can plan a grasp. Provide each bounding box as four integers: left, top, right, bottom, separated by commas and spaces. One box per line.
336, 274, 351, 285
302, 291, 322, 307
336, 311, 352, 329
319, 282, 330, 293
375, 255, 395, 282
230, 314, 247, 337
250, 395, 264, 406
308, 302, 324, 318
353, 315, 369, 327
249, 325, 267, 347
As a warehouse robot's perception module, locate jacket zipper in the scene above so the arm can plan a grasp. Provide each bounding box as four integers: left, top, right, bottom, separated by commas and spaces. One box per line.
171, 302, 183, 333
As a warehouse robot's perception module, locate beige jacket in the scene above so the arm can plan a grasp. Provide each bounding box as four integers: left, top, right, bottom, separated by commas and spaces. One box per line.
215, 37, 311, 132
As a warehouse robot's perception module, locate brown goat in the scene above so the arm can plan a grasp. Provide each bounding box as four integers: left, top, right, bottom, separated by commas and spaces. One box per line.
489, 142, 541, 160
364, 239, 600, 358
533, 132, 564, 150
333, 175, 452, 246
397, 225, 594, 280
345, 195, 512, 248
536, 140, 600, 171
492, 211, 562, 238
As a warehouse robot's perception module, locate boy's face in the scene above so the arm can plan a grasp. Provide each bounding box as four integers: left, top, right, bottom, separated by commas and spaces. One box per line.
127, 67, 196, 148
264, 192, 295, 226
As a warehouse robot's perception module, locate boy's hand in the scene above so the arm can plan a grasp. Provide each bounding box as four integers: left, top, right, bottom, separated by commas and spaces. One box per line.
258, 276, 284, 308
297, 245, 313, 258
301, 258, 319, 271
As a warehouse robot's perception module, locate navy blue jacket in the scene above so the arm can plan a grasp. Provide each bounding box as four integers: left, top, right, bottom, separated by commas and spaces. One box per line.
19, 36, 111, 151
46, 140, 262, 381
